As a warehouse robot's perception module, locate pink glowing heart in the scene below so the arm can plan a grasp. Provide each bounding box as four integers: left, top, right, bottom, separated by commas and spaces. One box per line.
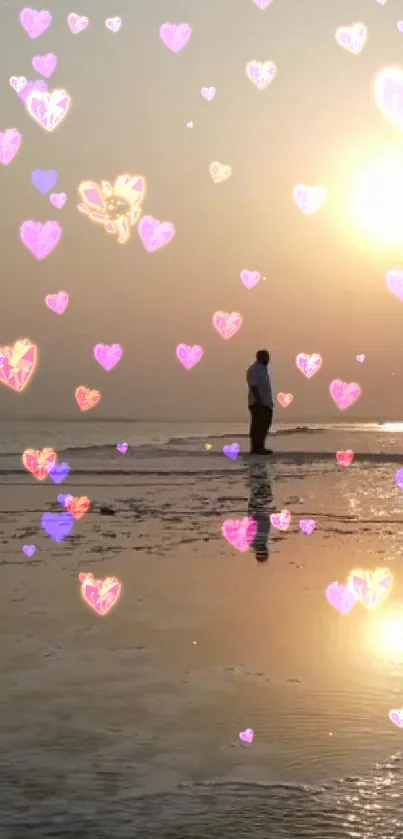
241, 269, 261, 289
239, 727, 254, 743
79, 572, 121, 616
335, 22, 367, 55
9, 76, 27, 93
67, 13, 89, 34
105, 17, 121, 32
246, 60, 277, 89
356, 354, 365, 362
296, 353, 322, 378
329, 379, 361, 411
201, 87, 216, 101
20, 220, 62, 260
32, 53, 57, 78
138, 216, 175, 252
270, 509, 291, 531
253, 0, 274, 7
293, 184, 326, 215
45, 291, 69, 314
374, 67, 403, 132
0, 129, 22, 166
26, 88, 71, 132
221, 517, 257, 552
20, 8, 52, 38
326, 581, 357, 615
117, 443, 128, 454
159, 23, 192, 52
299, 519, 316, 534
93, 343, 123, 371
212, 311, 243, 340
386, 270, 403, 301
389, 708, 403, 727
49, 192, 67, 209
176, 344, 204, 369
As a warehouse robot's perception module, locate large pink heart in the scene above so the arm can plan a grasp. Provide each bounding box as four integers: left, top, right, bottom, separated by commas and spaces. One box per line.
329, 379, 361, 411
374, 67, 403, 132
212, 311, 243, 340
386, 270, 403, 300
26, 88, 71, 132
0, 129, 22, 166
20, 220, 62, 260
176, 344, 203, 369
138, 215, 175, 252
221, 517, 257, 552
0, 338, 37, 392
79, 572, 121, 616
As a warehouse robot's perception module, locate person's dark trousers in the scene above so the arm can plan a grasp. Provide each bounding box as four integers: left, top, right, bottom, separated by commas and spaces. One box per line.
249, 404, 273, 453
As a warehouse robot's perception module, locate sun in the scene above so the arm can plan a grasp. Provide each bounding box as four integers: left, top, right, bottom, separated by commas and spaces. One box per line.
349, 157, 403, 244
372, 608, 403, 658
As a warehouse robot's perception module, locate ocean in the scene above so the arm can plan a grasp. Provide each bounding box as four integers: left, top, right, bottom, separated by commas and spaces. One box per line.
2, 419, 403, 838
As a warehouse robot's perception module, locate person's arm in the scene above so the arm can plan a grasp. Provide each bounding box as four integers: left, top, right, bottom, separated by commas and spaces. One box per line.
247, 368, 262, 404
267, 373, 274, 409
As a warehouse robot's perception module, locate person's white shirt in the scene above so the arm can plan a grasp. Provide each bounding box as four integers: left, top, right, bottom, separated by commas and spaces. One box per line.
246, 361, 273, 407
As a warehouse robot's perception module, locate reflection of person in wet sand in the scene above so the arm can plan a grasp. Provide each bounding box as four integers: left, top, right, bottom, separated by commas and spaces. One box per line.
247, 460, 273, 563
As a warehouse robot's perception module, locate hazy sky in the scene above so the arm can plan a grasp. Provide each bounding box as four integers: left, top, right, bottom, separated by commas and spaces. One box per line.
1, 0, 403, 421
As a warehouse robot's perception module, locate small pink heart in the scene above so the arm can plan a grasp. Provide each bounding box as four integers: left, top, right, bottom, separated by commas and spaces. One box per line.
212, 311, 243, 340
201, 86, 216, 101
389, 708, 403, 727
326, 581, 357, 615
49, 192, 67, 209
105, 17, 121, 32
240, 269, 261, 289
356, 354, 365, 363
299, 519, 316, 535
176, 344, 203, 369
296, 353, 322, 378
9, 76, 27, 93
117, 443, 128, 454
67, 13, 89, 34
270, 509, 291, 531
31, 52, 57, 78
45, 291, 69, 314
239, 728, 254, 743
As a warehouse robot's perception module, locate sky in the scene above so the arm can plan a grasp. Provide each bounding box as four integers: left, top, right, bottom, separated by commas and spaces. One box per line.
1, 0, 403, 422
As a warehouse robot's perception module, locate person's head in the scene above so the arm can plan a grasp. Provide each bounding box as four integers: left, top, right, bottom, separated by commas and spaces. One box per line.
256, 349, 270, 366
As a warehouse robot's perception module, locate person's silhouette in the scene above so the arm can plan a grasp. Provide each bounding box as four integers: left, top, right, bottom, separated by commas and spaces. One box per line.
247, 459, 273, 562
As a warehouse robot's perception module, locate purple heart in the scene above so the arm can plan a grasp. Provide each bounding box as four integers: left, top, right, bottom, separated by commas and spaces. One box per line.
31, 168, 58, 195
117, 443, 128, 454
57, 493, 73, 507
49, 462, 70, 484
41, 511, 74, 542
299, 519, 316, 535
18, 79, 48, 103
223, 443, 240, 460
23, 544, 36, 557
395, 468, 403, 489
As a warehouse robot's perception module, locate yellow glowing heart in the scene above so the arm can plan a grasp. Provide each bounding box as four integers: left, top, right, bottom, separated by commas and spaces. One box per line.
347, 567, 393, 611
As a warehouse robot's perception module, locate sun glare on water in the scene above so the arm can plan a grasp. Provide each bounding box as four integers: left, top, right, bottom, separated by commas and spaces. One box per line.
350, 158, 403, 244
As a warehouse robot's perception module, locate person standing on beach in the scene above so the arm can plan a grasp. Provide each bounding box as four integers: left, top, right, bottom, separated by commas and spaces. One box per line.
246, 349, 274, 455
